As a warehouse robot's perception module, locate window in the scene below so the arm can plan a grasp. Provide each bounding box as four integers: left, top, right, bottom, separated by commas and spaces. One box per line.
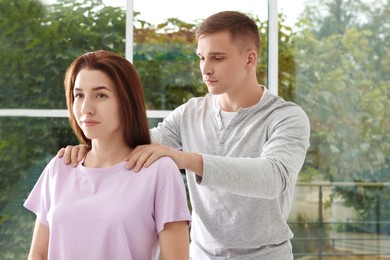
1, 0, 388, 258
280, 0, 390, 257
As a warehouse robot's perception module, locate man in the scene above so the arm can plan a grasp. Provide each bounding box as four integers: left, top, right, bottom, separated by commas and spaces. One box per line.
60, 11, 310, 259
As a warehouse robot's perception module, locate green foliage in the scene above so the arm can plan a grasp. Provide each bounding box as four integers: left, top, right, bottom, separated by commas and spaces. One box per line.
0, 0, 126, 109
277, 13, 298, 101
295, 0, 390, 181
334, 183, 390, 233
0, 211, 35, 260
294, 0, 390, 234
290, 213, 331, 256
0, 117, 78, 258
134, 42, 205, 109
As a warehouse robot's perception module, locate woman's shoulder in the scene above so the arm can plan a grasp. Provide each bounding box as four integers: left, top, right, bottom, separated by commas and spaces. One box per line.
146, 157, 182, 180
152, 156, 178, 171
49, 156, 72, 168
41, 156, 74, 176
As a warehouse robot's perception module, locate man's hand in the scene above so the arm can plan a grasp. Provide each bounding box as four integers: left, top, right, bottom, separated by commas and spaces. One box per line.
57, 144, 90, 167
124, 144, 178, 172
124, 143, 204, 176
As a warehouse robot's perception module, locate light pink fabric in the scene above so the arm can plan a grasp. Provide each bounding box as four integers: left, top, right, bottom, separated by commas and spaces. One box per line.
24, 156, 191, 260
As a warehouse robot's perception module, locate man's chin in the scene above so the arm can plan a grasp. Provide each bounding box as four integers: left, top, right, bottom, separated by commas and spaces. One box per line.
207, 86, 222, 95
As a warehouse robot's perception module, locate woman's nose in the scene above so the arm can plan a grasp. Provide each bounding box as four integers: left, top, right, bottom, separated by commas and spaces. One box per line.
81, 98, 94, 115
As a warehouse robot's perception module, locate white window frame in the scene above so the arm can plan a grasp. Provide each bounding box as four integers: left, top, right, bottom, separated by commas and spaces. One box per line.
0, 0, 278, 118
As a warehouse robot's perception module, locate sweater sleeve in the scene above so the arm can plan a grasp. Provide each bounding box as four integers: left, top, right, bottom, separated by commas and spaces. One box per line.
150, 103, 185, 150
199, 106, 310, 199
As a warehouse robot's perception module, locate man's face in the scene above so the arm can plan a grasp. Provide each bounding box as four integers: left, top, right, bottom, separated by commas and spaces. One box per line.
196, 30, 250, 96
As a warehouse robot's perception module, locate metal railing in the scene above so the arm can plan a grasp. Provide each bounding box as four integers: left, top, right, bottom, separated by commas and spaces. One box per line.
290, 182, 390, 259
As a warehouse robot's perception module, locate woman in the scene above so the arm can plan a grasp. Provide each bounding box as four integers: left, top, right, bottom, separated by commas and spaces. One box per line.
24, 50, 191, 260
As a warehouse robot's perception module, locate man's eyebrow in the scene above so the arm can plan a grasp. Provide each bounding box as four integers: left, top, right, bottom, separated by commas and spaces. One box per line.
211, 52, 226, 55
195, 51, 227, 56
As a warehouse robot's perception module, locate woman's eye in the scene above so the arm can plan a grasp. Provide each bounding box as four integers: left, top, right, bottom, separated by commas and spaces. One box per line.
96, 93, 108, 99
74, 93, 83, 98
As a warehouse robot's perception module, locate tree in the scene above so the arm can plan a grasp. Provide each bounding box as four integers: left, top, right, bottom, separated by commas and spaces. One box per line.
293, 0, 390, 232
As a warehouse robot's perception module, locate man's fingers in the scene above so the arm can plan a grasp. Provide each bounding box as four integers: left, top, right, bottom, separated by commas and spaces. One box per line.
124, 144, 169, 172
78, 145, 89, 162
70, 146, 80, 167
125, 145, 156, 171
133, 152, 155, 172
62, 146, 75, 164
59, 145, 90, 166
125, 145, 149, 169
57, 148, 66, 158
126, 150, 150, 172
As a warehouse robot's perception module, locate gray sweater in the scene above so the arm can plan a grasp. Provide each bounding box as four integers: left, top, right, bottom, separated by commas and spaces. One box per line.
151, 87, 310, 259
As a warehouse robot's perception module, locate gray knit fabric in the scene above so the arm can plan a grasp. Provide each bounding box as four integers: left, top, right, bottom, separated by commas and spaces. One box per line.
151, 87, 310, 259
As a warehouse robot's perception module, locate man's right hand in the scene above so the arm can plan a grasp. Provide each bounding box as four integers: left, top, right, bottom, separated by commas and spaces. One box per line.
57, 145, 90, 167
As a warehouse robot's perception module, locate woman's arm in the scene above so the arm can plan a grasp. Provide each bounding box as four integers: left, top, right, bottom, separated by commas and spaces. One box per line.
28, 220, 49, 260
159, 221, 189, 260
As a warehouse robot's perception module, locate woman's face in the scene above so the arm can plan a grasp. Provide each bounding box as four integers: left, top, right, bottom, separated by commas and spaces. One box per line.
72, 69, 123, 143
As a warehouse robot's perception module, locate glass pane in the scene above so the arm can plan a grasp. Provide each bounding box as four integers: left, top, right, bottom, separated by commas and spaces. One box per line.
133, 0, 269, 110
0, 0, 127, 258
0, 116, 78, 258
280, 0, 390, 257
0, 0, 126, 109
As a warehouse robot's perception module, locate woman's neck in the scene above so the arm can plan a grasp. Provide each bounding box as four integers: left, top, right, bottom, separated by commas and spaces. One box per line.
83, 140, 132, 168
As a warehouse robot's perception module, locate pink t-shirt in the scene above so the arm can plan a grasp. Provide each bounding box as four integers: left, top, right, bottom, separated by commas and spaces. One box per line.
24, 156, 191, 260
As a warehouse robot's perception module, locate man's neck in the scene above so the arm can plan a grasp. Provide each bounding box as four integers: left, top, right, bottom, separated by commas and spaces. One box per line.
218, 85, 264, 112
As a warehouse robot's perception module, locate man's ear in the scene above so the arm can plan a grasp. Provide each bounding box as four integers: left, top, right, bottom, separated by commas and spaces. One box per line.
247, 50, 257, 66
